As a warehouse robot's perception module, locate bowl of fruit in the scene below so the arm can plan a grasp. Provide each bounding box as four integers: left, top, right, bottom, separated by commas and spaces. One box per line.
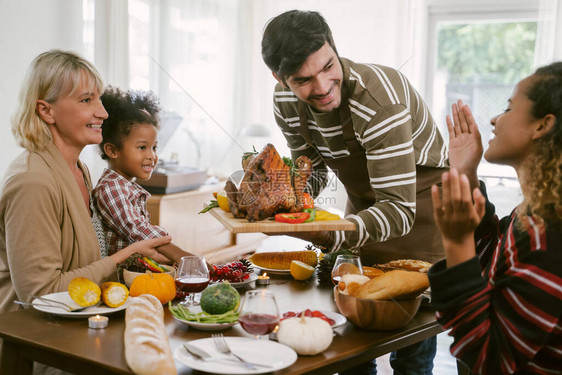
120, 253, 175, 288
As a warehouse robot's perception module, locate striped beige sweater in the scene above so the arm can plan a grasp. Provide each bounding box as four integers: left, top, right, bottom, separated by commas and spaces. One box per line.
273, 57, 448, 251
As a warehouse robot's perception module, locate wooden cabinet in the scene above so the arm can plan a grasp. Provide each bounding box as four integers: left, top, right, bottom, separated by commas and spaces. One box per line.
146, 184, 265, 263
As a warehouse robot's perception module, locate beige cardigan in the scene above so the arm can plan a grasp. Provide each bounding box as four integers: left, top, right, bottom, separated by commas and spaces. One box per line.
0, 142, 116, 313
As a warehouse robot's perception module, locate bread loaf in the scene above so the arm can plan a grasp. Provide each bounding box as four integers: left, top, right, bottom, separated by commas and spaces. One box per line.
124, 294, 176, 375
355, 270, 429, 300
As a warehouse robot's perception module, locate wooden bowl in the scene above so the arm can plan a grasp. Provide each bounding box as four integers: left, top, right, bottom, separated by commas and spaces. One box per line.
333, 287, 422, 331
122, 265, 175, 287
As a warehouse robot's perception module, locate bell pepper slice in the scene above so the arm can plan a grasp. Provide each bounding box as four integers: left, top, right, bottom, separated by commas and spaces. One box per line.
142, 257, 166, 273
303, 208, 316, 222
302, 193, 314, 209
275, 212, 310, 224
315, 210, 340, 221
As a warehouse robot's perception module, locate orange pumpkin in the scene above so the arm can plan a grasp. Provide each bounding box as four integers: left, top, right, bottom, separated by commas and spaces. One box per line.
129, 271, 176, 304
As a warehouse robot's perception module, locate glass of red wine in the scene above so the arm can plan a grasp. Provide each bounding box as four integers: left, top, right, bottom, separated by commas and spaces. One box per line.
175, 256, 209, 306
239, 290, 279, 339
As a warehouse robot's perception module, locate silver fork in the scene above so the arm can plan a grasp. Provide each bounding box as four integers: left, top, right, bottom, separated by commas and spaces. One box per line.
211, 334, 272, 370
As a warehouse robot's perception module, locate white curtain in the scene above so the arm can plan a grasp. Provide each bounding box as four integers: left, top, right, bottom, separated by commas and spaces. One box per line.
535, 0, 562, 66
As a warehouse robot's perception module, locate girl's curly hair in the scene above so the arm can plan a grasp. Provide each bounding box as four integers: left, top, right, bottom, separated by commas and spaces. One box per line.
99, 86, 161, 160
519, 62, 562, 226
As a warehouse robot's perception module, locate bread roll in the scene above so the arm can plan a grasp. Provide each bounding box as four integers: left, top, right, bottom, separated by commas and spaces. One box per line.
375, 259, 432, 273
355, 270, 429, 300
124, 294, 176, 375
337, 274, 370, 295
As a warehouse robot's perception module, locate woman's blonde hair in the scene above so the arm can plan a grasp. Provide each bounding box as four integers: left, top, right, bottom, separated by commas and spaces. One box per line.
11, 50, 105, 151
519, 62, 562, 226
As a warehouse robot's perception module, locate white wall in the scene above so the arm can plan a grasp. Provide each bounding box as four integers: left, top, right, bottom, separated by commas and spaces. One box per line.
0, 0, 86, 179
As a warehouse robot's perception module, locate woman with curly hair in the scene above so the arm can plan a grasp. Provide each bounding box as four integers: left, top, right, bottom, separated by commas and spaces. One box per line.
428, 61, 562, 374
93, 86, 195, 261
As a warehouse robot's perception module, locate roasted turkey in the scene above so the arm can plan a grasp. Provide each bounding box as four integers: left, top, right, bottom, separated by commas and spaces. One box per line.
225, 144, 312, 221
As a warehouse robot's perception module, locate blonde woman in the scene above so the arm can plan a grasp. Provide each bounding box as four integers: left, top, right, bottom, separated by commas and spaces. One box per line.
429, 62, 562, 374
0, 50, 171, 315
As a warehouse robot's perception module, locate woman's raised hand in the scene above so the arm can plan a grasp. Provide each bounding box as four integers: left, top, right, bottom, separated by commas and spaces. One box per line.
431, 168, 486, 267
447, 100, 483, 190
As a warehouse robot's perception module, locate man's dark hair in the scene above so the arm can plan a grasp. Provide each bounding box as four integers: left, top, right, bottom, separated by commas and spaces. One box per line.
261, 10, 338, 81
99, 86, 160, 160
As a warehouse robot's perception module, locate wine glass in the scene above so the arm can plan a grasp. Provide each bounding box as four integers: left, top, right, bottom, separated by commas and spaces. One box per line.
175, 256, 209, 306
239, 290, 279, 339
331, 254, 363, 286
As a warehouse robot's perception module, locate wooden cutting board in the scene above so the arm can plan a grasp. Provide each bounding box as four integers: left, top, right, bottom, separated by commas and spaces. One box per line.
208, 207, 356, 234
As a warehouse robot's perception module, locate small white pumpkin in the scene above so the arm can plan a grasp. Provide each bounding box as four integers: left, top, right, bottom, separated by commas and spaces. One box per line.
277, 314, 333, 355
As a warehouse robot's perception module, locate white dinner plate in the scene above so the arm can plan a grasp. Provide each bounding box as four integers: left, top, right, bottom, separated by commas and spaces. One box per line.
251, 264, 291, 275
281, 310, 347, 329
171, 304, 238, 331
172, 315, 238, 331
210, 273, 258, 288
322, 310, 347, 329
32, 292, 129, 318
175, 337, 297, 374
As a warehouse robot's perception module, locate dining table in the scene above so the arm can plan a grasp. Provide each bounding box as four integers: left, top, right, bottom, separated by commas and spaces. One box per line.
0, 272, 468, 375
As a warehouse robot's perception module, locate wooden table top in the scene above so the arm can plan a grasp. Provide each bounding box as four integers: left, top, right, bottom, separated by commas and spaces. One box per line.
0, 274, 443, 375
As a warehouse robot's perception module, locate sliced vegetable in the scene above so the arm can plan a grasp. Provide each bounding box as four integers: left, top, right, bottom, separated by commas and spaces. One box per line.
275, 212, 310, 224
199, 200, 219, 214
303, 208, 316, 223
302, 193, 314, 209
143, 257, 166, 273
315, 210, 340, 221
168, 302, 239, 323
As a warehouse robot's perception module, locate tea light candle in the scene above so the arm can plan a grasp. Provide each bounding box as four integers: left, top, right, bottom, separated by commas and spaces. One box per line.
256, 273, 270, 286
88, 315, 108, 329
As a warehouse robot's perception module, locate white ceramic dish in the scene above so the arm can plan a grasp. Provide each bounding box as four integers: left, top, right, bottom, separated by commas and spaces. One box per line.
32, 292, 129, 318
172, 315, 238, 331
322, 310, 347, 329
251, 265, 290, 275
122, 264, 175, 287
171, 304, 238, 331
174, 337, 297, 374
210, 273, 258, 288
281, 310, 347, 329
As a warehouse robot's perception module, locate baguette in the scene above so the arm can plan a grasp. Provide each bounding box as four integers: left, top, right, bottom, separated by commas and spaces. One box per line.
354, 270, 429, 300
124, 294, 176, 375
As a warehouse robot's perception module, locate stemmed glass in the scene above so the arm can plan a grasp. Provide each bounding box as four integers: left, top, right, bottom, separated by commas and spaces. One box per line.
239, 290, 279, 339
175, 256, 209, 306
331, 254, 363, 286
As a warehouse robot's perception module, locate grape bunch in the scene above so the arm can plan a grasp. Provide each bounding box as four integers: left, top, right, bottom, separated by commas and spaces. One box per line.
210, 259, 253, 282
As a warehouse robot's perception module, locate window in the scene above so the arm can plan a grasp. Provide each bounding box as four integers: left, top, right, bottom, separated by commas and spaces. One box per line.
425, 1, 540, 215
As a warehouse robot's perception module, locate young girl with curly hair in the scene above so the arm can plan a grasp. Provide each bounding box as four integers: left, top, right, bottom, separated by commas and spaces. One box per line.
93, 86, 195, 262
428, 62, 562, 374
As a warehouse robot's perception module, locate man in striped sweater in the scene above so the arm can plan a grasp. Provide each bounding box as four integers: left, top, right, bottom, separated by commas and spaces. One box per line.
261, 9, 448, 375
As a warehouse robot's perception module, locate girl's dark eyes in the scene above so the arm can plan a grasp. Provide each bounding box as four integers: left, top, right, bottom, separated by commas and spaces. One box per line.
139, 146, 146, 150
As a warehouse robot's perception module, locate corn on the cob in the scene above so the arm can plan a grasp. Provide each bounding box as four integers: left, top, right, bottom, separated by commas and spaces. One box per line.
249, 251, 318, 270
68, 277, 101, 307
101, 282, 129, 308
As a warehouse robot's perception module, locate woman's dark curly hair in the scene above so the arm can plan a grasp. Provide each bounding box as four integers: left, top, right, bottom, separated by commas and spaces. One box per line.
261, 10, 338, 82
519, 61, 562, 226
99, 86, 161, 160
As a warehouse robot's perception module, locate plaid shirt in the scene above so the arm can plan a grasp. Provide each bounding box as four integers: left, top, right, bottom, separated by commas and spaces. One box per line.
93, 168, 168, 255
